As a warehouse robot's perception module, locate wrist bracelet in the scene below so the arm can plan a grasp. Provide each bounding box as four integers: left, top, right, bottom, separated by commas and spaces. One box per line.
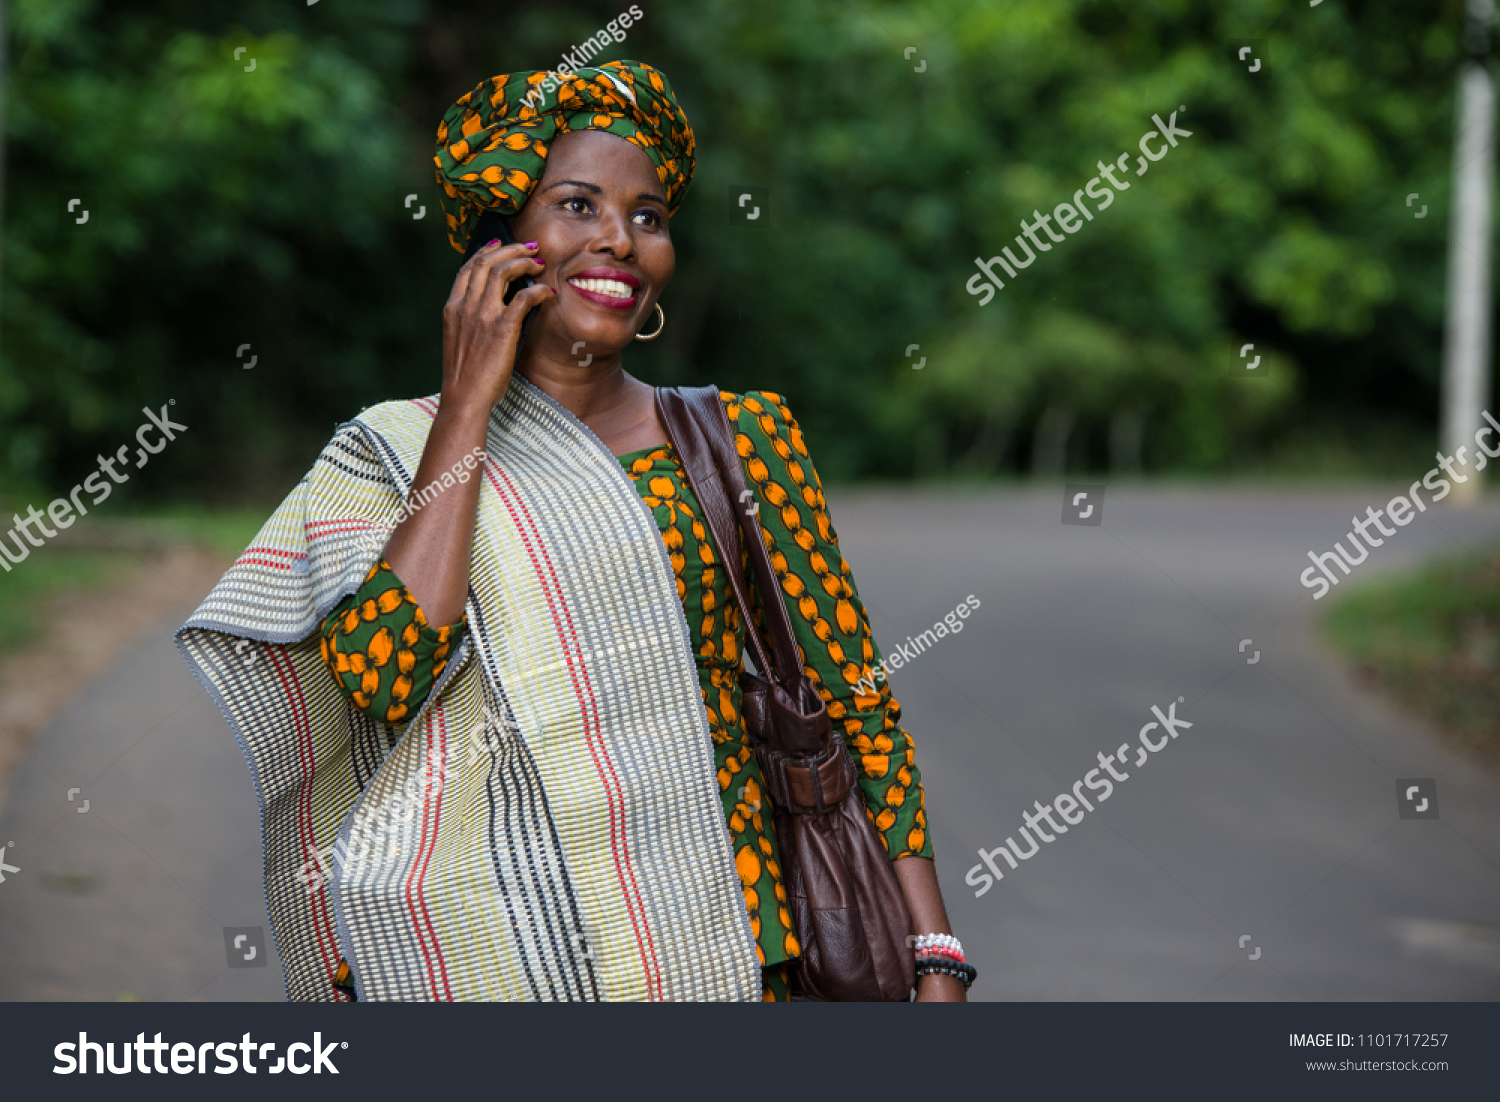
914, 954, 977, 990
922, 944, 965, 964
913, 932, 961, 953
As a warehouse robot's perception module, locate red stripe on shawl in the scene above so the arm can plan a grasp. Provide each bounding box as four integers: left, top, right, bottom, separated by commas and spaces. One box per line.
402, 397, 662, 997
239, 523, 375, 572
262, 645, 348, 996
480, 459, 663, 999
402, 705, 456, 1001
237, 556, 294, 571
306, 520, 379, 538
236, 548, 307, 571
395, 396, 461, 1001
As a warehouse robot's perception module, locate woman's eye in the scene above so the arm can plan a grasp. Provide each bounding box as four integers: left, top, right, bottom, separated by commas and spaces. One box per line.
562, 197, 592, 214
632, 210, 662, 227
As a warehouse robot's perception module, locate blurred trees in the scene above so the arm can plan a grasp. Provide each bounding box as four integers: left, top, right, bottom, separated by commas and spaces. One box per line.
0, 0, 1482, 501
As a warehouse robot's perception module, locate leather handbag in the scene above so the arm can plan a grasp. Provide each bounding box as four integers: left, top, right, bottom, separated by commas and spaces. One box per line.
655, 386, 916, 1002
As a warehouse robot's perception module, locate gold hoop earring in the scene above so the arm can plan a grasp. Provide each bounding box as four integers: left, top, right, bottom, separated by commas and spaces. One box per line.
635, 302, 666, 341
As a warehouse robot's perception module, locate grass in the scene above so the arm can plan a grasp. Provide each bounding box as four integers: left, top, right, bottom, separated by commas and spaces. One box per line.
0, 550, 121, 651
0, 505, 268, 653
1323, 543, 1500, 770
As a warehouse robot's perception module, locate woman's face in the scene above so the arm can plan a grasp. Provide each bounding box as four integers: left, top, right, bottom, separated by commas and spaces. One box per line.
509, 128, 675, 358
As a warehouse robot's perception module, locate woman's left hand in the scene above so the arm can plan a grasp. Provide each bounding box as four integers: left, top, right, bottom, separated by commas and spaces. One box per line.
915, 972, 968, 1002
892, 856, 970, 1002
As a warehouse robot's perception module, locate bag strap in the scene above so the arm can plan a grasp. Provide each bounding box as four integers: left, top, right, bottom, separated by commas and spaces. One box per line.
654, 387, 804, 687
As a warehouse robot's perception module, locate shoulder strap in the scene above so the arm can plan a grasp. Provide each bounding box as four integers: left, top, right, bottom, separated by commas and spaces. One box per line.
655, 387, 803, 686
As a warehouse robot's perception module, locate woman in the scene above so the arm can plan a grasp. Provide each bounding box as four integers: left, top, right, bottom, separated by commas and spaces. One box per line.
179, 60, 969, 1002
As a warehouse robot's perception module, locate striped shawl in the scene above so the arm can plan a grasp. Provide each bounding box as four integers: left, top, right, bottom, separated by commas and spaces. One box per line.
177, 377, 761, 1002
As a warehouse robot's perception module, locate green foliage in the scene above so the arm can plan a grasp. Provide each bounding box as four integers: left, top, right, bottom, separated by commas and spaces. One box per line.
1323, 543, 1500, 767
0, 0, 1480, 498
0, 546, 115, 650
3, 0, 431, 500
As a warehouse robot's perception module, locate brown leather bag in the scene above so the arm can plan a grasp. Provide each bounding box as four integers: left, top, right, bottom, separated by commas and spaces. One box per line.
656, 386, 915, 1002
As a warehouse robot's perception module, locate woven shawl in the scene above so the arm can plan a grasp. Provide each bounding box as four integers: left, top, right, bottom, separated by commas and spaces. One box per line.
177, 377, 761, 1002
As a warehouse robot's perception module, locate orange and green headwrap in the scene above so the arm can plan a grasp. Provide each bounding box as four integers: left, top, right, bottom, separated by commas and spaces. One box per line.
434, 59, 696, 253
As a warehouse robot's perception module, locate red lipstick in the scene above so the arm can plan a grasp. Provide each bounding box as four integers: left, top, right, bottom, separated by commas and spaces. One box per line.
565, 267, 641, 311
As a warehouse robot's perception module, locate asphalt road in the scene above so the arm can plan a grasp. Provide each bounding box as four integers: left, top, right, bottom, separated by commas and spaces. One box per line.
2, 484, 1498, 1001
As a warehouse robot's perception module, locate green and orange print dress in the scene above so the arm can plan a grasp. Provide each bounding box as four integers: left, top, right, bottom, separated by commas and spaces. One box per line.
319, 391, 931, 1001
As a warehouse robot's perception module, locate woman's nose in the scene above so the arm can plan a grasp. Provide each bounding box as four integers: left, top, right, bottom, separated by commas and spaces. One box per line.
591, 214, 635, 259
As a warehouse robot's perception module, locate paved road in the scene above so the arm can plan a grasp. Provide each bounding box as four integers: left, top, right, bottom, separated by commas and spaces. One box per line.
2, 485, 1498, 1001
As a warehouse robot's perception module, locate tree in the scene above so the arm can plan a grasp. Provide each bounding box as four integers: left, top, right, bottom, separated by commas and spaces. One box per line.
0, 0, 1480, 501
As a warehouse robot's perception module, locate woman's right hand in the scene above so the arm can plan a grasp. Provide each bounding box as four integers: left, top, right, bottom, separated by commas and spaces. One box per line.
440, 239, 554, 418
385, 240, 551, 625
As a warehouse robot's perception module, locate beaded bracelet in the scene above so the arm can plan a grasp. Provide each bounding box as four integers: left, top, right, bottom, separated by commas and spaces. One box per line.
912, 935, 960, 953
913, 932, 962, 955
914, 954, 977, 990
923, 944, 965, 964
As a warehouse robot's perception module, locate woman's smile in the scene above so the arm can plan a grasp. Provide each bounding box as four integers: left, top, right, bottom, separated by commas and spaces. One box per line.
566, 266, 641, 310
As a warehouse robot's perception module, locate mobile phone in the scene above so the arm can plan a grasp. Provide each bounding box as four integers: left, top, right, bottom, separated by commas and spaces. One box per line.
463, 210, 539, 349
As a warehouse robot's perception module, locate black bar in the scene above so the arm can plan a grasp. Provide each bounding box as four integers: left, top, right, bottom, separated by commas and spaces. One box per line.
4, 1002, 1492, 1100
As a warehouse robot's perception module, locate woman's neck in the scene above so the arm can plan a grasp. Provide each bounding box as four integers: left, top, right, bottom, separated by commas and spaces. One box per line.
517, 354, 668, 456
518, 352, 633, 420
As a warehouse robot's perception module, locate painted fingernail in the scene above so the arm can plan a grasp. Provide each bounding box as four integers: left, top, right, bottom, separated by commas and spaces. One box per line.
486, 238, 501, 247
532, 257, 545, 265
523, 241, 539, 250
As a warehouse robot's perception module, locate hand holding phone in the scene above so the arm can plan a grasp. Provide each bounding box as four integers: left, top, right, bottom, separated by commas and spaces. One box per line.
442, 217, 552, 415
463, 212, 540, 349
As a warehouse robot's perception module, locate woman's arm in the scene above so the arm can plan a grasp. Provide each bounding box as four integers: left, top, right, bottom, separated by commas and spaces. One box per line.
727, 391, 968, 1002
319, 560, 463, 725
894, 856, 968, 1002
382, 239, 553, 627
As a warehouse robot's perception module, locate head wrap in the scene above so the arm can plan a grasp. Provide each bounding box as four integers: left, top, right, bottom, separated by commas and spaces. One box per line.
434, 60, 696, 253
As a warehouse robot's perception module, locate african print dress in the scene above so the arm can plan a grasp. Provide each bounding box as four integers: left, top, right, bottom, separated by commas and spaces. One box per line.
320, 390, 932, 1000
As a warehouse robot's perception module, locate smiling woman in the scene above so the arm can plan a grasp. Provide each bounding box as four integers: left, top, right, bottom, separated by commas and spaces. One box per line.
177, 60, 966, 1005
